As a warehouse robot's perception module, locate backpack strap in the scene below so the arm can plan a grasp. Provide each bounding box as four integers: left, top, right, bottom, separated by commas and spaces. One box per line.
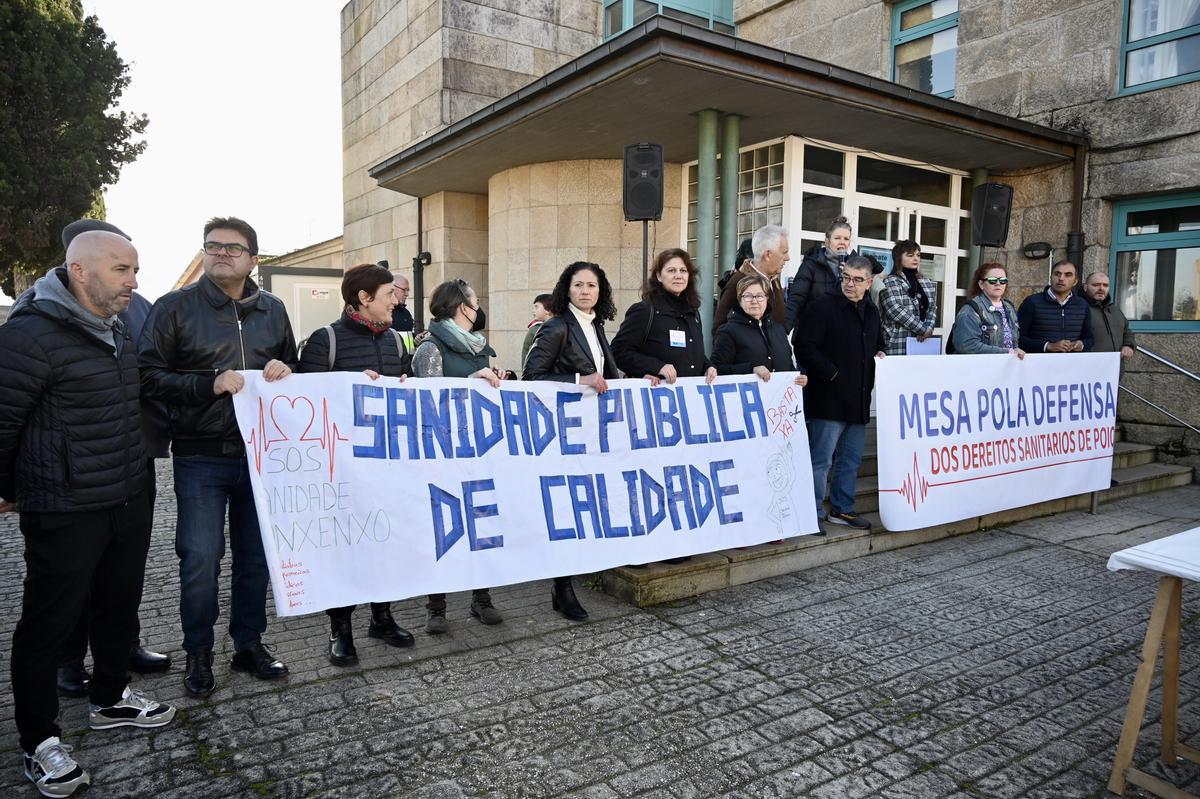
388, 328, 407, 358
324, 324, 336, 369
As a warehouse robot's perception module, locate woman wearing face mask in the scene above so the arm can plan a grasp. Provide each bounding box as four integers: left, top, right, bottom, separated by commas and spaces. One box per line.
879, 239, 937, 355
411, 279, 504, 634
523, 261, 621, 620
950, 263, 1025, 358
298, 264, 415, 666
784, 216, 857, 332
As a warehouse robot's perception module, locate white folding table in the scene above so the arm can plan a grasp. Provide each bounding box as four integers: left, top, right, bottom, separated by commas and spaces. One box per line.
1107, 528, 1200, 798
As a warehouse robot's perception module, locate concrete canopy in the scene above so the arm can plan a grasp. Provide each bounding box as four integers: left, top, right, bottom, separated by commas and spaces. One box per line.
370, 17, 1088, 197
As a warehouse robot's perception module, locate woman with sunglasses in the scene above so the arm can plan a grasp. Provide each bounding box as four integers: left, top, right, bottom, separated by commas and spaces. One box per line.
411, 279, 505, 634
879, 239, 937, 355
951, 263, 1025, 357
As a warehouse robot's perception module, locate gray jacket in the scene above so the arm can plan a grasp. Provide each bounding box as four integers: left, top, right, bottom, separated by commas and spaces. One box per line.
950, 294, 1020, 354
1085, 295, 1135, 353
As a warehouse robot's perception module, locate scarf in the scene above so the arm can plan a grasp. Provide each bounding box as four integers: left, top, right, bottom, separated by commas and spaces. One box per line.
346, 306, 392, 334
429, 317, 489, 355
901, 268, 930, 319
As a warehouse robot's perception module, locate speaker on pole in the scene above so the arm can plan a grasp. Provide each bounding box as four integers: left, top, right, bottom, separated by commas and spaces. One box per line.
623, 143, 664, 222
971, 182, 1014, 247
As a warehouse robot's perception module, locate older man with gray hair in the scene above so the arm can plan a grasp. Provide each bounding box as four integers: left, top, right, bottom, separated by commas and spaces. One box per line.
713, 224, 789, 338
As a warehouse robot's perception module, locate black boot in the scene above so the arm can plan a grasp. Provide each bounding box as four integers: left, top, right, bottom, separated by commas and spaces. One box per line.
57, 661, 90, 698
329, 616, 358, 666
184, 649, 215, 697
367, 604, 414, 648
551, 577, 588, 621
130, 644, 172, 674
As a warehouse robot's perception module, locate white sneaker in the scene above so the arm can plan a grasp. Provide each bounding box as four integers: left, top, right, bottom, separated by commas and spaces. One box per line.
23, 737, 90, 798
89, 686, 176, 730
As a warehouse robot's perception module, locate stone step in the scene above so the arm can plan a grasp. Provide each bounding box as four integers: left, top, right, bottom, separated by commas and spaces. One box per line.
599, 461, 1193, 607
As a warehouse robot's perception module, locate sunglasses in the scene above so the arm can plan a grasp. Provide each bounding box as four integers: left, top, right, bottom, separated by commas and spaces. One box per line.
983, 277, 1009, 285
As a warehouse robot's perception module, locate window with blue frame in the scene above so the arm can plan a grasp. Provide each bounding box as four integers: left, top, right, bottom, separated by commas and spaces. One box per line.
603, 0, 735, 39
1120, 0, 1200, 93
891, 0, 959, 98
1111, 194, 1200, 330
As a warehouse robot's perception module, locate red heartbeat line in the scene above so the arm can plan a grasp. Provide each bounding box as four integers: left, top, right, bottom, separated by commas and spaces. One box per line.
880, 451, 1114, 511
245, 395, 349, 480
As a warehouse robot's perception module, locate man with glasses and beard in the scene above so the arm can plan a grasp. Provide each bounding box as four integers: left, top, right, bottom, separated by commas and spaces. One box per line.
140, 217, 296, 698
793, 255, 886, 533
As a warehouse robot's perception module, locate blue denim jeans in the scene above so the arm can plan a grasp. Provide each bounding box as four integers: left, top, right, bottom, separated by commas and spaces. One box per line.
808, 419, 866, 519
173, 455, 267, 652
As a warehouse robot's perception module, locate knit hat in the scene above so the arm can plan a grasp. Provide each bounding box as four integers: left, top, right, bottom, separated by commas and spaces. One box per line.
61, 219, 131, 250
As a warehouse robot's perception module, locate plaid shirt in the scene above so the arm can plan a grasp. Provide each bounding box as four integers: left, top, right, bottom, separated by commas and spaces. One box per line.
879, 272, 937, 355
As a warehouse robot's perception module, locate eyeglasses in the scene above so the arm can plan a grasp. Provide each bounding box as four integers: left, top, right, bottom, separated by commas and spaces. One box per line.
740, 293, 767, 302
983, 277, 1009, 285
840, 274, 868, 285
203, 241, 250, 257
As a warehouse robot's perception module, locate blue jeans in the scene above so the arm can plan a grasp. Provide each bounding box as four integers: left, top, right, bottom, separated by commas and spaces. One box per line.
173, 455, 268, 652
808, 419, 866, 519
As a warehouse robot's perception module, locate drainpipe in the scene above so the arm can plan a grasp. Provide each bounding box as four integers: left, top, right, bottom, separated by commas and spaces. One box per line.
719, 114, 741, 285
968, 168, 988, 272
1067, 143, 1088, 271
412, 197, 428, 331
697, 109, 719, 354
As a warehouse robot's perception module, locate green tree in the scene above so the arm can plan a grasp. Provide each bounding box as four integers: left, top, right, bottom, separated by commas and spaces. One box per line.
0, 0, 147, 295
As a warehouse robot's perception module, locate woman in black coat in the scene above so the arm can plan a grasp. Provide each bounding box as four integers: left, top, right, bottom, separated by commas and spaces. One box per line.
784, 215, 857, 332
523, 261, 621, 621
611, 247, 717, 386
712, 274, 809, 387
298, 264, 415, 667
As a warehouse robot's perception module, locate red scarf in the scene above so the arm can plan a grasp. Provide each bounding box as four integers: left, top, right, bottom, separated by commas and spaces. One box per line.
347, 307, 391, 334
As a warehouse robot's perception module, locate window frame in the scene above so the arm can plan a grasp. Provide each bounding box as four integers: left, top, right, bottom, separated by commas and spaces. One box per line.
890, 0, 960, 99
602, 0, 736, 39
1118, 0, 1200, 94
1109, 192, 1200, 331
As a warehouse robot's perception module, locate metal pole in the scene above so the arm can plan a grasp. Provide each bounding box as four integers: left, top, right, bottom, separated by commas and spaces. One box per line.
642, 220, 649, 284
697, 109, 719, 355
719, 114, 741, 282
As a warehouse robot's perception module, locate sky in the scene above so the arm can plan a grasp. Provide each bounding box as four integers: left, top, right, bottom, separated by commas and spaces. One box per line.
80, 0, 349, 301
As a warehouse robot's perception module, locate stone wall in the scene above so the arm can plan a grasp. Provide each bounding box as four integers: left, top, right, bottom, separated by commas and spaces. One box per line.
736, 0, 889, 77
487, 160, 683, 371
340, 0, 602, 292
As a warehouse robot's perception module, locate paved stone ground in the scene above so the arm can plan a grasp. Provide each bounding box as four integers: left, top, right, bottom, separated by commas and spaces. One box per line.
0, 462, 1196, 798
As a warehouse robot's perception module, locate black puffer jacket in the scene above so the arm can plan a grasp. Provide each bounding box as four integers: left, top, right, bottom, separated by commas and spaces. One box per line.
139, 274, 297, 457
298, 312, 411, 377
523, 309, 619, 382
785, 246, 846, 332
610, 293, 711, 379
711, 305, 796, 375
0, 270, 145, 512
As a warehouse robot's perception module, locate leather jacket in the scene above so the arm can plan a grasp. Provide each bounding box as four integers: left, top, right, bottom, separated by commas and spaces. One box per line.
139, 274, 297, 457
522, 310, 619, 382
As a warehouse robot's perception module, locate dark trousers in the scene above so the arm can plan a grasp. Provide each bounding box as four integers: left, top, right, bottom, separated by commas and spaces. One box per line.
61, 462, 157, 666
11, 493, 151, 753
326, 602, 390, 622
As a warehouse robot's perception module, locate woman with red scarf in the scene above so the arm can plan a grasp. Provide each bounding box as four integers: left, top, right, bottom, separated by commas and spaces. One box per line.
298, 263, 416, 666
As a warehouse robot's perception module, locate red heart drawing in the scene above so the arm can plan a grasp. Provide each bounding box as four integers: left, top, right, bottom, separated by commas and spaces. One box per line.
267, 396, 316, 449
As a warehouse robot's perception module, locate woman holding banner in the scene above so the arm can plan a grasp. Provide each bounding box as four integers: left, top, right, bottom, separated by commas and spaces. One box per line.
951, 263, 1026, 358
879, 239, 937, 355
298, 264, 416, 667
712, 275, 808, 387
523, 261, 621, 621
412, 279, 505, 634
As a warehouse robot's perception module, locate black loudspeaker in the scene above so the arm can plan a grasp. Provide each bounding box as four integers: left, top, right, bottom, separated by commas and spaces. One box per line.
971, 182, 1014, 247
623, 143, 664, 222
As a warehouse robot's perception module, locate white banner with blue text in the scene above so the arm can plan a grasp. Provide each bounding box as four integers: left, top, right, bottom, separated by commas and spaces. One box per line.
231, 372, 819, 615
875, 353, 1121, 531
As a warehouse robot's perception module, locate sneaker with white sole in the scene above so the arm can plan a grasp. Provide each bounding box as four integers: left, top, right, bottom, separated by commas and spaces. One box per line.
23, 737, 90, 798
89, 686, 176, 730
826, 511, 871, 530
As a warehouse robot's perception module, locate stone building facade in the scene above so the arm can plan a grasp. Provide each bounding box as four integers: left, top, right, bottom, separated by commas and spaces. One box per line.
340, 0, 1199, 460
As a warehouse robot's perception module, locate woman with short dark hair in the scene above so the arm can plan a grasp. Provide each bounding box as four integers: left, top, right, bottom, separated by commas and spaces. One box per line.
879, 239, 937, 355
411, 279, 504, 634
523, 261, 621, 620
298, 263, 415, 667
